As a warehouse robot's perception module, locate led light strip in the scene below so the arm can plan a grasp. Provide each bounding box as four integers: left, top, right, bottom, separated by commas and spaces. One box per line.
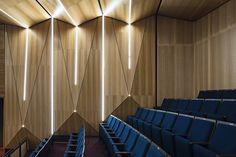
51, 17, 54, 135
57, 0, 77, 26
128, 0, 132, 70
23, 28, 29, 101
102, 15, 105, 121
0, 9, 27, 28
74, 27, 78, 85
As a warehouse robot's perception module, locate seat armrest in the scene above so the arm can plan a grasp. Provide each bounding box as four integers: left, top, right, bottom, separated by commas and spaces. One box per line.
64, 150, 76, 154
115, 151, 131, 157
190, 142, 208, 145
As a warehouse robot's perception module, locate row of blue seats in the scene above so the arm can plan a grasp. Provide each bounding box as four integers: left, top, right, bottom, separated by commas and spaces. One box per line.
64, 127, 85, 157
99, 115, 167, 157
198, 89, 236, 99
156, 98, 236, 123
128, 108, 236, 157
29, 139, 48, 157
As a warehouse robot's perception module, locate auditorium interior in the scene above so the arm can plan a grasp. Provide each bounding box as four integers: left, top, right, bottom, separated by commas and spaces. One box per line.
0, 0, 236, 157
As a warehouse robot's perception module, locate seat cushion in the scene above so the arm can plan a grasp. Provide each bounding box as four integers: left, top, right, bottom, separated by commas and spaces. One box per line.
175, 136, 193, 157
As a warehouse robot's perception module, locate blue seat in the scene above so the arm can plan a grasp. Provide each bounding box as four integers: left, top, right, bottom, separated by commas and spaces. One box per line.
151, 112, 177, 146
160, 98, 174, 110
137, 110, 155, 133
221, 89, 236, 99
182, 99, 203, 114
143, 110, 165, 138
193, 99, 220, 117
112, 129, 139, 156
167, 99, 179, 112
145, 143, 166, 157
161, 114, 193, 156
127, 108, 143, 125
132, 109, 149, 129
193, 122, 236, 157
116, 135, 151, 157
208, 100, 236, 123
205, 90, 221, 99
197, 90, 206, 99
174, 99, 189, 112
175, 118, 215, 157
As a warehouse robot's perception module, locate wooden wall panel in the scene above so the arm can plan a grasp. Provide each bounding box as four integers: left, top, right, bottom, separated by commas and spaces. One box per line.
193, 0, 236, 95
131, 16, 156, 108
54, 20, 74, 132
0, 25, 4, 96
157, 16, 194, 106
4, 29, 22, 147
77, 18, 100, 133
104, 17, 128, 118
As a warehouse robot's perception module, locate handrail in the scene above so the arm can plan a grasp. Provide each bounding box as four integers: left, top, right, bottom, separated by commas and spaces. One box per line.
34, 135, 54, 157
2, 140, 27, 157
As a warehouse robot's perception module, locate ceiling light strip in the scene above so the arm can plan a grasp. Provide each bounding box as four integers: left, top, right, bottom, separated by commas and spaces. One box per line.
128, 0, 132, 70
58, 0, 77, 26
0, 9, 27, 28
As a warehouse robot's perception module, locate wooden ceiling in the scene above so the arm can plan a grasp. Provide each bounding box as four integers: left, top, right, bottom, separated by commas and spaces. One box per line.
0, 0, 231, 27
159, 0, 230, 21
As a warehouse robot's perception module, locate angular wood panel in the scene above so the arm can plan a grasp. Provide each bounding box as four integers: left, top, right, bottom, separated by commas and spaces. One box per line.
132, 16, 156, 107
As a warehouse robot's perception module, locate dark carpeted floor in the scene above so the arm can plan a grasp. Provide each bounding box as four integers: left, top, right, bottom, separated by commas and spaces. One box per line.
84, 136, 110, 157
48, 142, 67, 157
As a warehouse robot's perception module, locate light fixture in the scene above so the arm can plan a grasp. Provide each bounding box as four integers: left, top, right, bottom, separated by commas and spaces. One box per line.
22, 125, 25, 128
50, 17, 54, 135
57, 0, 77, 26
0, 9, 27, 28
74, 27, 79, 85
128, 0, 132, 70
101, 15, 105, 121
73, 109, 77, 113
128, 94, 131, 97
23, 28, 29, 101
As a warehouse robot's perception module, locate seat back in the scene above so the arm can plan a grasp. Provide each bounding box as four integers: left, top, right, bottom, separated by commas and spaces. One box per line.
116, 122, 125, 137
205, 90, 221, 99
120, 126, 131, 143
168, 99, 179, 111
145, 143, 166, 157
132, 135, 151, 157
187, 118, 215, 142
201, 99, 220, 114
161, 112, 177, 130
125, 129, 139, 151
172, 114, 193, 136
140, 109, 149, 120
221, 89, 236, 99
177, 99, 189, 111
197, 90, 206, 99
161, 98, 172, 110
135, 108, 143, 118
145, 110, 155, 123
216, 100, 236, 117
208, 122, 236, 154
186, 99, 204, 112
112, 119, 120, 131
151, 111, 165, 126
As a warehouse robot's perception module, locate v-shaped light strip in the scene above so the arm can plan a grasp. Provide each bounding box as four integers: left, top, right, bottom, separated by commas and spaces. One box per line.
0, 8, 28, 28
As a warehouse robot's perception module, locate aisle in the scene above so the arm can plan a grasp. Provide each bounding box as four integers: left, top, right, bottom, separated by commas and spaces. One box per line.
84, 137, 109, 157
48, 142, 67, 157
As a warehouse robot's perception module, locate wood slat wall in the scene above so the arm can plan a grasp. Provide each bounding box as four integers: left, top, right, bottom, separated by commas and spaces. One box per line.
2, 15, 157, 148
156, 15, 194, 106
193, 0, 236, 96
